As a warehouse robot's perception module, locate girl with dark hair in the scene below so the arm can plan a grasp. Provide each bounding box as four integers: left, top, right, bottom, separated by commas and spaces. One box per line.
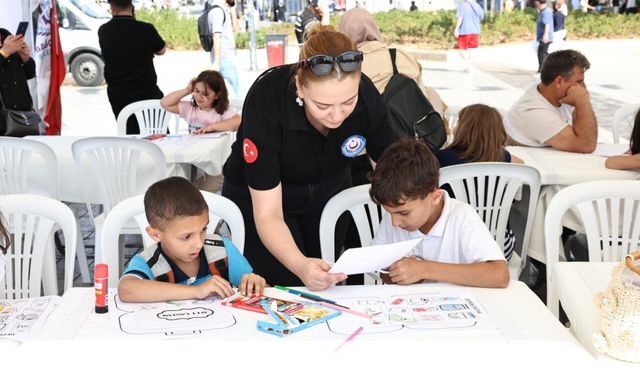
0, 212, 10, 283
606, 108, 640, 170
161, 70, 240, 134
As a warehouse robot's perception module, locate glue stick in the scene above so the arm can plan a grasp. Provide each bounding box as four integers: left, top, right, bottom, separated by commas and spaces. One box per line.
95, 263, 108, 314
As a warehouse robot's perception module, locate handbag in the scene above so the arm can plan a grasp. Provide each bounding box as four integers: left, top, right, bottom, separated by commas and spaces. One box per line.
0, 94, 42, 137
593, 251, 640, 363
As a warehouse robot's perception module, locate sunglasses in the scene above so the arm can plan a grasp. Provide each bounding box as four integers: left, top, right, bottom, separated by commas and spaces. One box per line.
298, 51, 363, 76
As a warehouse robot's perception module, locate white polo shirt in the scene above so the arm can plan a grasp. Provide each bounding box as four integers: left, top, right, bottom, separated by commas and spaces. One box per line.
505, 85, 574, 147
371, 191, 506, 264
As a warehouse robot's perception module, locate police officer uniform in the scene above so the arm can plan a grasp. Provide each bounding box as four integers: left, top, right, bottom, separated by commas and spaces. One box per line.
222, 64, 397, 286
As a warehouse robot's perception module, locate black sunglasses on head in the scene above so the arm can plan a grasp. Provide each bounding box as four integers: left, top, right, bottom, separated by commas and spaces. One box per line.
298, 51, 363, 76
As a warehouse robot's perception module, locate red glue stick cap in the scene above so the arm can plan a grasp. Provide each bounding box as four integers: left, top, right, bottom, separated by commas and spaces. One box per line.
95, 263, 108, 278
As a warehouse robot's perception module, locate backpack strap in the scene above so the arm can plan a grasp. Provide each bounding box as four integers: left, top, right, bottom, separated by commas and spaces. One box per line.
389, 48, 399, 75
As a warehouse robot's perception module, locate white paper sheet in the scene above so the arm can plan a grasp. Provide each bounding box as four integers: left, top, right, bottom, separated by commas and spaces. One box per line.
592, 143, 628, 157
0, 296, 61, 341
329, 238, 422, 275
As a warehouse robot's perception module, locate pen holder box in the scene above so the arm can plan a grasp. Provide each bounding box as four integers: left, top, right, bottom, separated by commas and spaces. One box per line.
256, 301, 341, 338
593, 251, 640, 363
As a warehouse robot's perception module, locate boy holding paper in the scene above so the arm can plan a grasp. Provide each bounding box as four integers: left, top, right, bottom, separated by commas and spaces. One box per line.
369, 139, 509, 288
118, 177, 266, 302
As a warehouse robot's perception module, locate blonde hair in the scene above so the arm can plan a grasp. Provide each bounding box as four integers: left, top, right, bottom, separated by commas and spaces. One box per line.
296, 25, 359, 87
448, 104, 507, 162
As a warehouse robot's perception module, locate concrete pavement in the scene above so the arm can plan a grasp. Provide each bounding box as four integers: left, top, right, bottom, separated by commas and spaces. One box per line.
61, 39, 640, 139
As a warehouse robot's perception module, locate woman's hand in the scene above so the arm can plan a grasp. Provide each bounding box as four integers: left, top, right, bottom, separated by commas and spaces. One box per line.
17, 42, 30, 62
238, 273, 266, 296
0, 35, 24, 56
295, 257, 346, 291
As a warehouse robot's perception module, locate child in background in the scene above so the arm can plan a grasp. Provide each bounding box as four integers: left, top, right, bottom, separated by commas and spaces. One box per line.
369, 139, 509, 288
118, 177, 265, 303
436, 103, 523, 261
160, 70, 240, 134
606, 109, 640, 170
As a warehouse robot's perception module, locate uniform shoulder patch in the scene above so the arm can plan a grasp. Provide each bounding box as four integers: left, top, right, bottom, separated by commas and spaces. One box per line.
243, 138, 259, 164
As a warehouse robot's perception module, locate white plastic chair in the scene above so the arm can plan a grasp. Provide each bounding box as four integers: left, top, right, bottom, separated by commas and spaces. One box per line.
72, 137, 167, 263
439, 163, 541, 279
0, 194, 77, 298
116, 99, 177, 136
319, 184, 383, 284
544, 180, 640, 318
100, 191, 244, 287
0, 137, 90, 287
612, 103, 640, 144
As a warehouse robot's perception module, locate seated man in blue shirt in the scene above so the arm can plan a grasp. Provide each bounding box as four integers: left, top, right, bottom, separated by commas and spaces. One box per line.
118, 176, 265, 302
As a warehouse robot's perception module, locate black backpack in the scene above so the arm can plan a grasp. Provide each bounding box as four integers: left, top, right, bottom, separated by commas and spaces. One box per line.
198, 2, 225, 52
382, 48, 446, 153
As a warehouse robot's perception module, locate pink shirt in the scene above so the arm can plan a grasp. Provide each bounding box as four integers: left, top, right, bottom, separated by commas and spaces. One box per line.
178, 101, 236, 127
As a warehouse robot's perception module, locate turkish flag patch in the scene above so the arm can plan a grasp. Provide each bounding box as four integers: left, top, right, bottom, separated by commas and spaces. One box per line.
243, 138, 258, 164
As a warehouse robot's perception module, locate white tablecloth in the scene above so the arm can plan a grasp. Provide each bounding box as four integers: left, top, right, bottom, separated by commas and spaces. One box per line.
507, 146, 640, 262
24, 134, 235, 203
555, 262, 638, 367
13, 282, 596, 371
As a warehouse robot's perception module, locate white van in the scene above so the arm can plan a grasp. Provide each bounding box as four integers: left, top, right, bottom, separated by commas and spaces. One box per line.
57, 0, 110, 86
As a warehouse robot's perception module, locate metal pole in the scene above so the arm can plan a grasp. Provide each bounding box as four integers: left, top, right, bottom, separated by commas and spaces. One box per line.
248, 2, 258, 71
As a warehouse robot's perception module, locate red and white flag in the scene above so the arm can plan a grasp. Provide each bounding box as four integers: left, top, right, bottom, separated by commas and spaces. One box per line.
44, 0, 65, 135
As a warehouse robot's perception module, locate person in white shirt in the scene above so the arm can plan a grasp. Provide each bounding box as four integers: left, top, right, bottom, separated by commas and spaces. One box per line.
504, 49, 597, 153
369, 139, 509, 288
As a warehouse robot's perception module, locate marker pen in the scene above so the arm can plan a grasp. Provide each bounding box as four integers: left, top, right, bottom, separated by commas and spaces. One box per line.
95, 263, 108, 314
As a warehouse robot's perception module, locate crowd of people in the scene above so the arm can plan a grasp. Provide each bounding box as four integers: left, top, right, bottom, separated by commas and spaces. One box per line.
2, 0, 639, 303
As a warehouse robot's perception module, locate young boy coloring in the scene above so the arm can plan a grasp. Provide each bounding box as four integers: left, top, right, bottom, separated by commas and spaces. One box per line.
118, 177, 266, 302
369, 139, 509, 288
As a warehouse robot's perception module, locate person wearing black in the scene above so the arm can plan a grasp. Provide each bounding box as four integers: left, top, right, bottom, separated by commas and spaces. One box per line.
222, 26, 397, 290
98, 0, 166, 134
294, 0, 322, 44
0, 28, 35, 112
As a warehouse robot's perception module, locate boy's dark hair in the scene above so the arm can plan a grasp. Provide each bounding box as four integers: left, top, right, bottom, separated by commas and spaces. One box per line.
369, 138, 440, 207
631, 109, 640, 155
540, 49, 590, 85
144, 177, 208, 230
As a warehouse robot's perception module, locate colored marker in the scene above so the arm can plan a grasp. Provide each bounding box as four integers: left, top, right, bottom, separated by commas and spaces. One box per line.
318, 301, 370, 319
335, 326, 364, 352
274, 285, 339, 305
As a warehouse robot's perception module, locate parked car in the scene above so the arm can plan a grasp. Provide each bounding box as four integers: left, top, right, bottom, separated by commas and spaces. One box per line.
58, 0, 110, 86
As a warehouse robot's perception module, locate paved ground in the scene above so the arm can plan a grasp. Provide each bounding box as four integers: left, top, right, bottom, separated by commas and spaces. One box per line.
57, 39, 640, 288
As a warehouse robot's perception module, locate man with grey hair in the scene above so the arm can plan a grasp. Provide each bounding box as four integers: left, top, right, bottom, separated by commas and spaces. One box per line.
505, 49, 597, 153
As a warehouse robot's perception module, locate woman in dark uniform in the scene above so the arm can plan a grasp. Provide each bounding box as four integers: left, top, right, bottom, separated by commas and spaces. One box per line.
222, 26, 397, 290
0, 28, 35, 112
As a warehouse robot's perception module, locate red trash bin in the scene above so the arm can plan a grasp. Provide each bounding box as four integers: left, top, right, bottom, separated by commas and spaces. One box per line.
266, 34, 287, 68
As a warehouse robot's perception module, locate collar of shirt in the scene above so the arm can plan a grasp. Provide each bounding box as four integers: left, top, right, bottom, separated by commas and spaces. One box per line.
423, 190, 453, 238
157, 243, 209, 284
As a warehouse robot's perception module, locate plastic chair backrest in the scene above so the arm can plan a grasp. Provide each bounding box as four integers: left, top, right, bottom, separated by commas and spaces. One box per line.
71, 137, 167, 221
0, 137, 58, 197
439, 162, 541, 278
544, 179, 640, 317
0, 194, 77, 298
612, 103, 640, 144
100, 192, 244, 287
319, 184, 382, 265
116, 100, 173, 136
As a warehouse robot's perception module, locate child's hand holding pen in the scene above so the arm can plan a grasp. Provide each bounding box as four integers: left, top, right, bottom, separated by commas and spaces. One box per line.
196, 275, 234, 299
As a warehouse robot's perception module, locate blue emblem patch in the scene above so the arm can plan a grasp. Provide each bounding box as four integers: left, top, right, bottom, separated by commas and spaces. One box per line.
340, 135, 367, 158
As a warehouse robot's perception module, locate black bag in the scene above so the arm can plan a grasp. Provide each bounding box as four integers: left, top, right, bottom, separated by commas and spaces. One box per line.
198, 2, 225, 52
382, 48, 446, 153
0, 94, 41, 137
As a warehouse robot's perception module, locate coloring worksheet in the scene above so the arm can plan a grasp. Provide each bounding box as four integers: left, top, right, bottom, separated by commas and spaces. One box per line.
0, 296, 61, 340
327, 293, 496, 335
109, 293, 237, 338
